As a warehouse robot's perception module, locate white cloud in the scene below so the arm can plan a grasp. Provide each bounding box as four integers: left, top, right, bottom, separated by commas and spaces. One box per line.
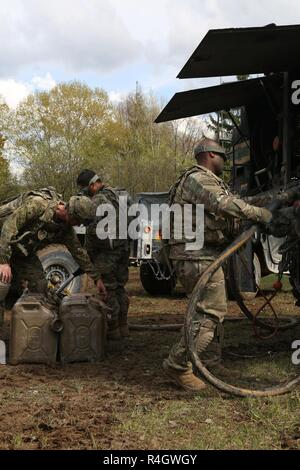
0, 74, 56, 108
31, 73, 56, 91
108, 0, 300, 95
0, 0, 300, 99
141, 0, 300, 72
108, 91, 126, 104
0, 80, 30, 108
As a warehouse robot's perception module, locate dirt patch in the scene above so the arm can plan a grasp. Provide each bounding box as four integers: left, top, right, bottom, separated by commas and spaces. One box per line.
0, 268, 300, 450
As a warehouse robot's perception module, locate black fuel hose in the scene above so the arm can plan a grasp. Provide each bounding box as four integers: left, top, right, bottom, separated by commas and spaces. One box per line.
184, 226, 300, 397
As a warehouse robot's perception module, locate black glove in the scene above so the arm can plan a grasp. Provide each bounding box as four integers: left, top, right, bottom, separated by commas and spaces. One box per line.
266, 207, 294, 237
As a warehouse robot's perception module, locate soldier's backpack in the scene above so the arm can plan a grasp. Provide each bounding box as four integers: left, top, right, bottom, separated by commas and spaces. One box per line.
0, 187, 61, 228
168, 166, 200, 206
101, 186, 121, 212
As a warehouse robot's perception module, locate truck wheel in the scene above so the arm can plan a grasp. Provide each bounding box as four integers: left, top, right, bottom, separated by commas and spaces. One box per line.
38, 244, 88, 295
140, 261, 176, 296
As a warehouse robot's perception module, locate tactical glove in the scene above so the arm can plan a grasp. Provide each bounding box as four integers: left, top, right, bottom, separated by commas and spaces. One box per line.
267, 207, 293, 237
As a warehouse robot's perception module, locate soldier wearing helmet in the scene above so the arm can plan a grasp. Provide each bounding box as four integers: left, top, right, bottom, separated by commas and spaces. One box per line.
0, 189, 107, 324
163, 137, 272, 392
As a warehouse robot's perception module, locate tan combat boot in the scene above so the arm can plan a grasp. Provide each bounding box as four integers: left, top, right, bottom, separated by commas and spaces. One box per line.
163, 360, 206, 392
107, 321, 122, 340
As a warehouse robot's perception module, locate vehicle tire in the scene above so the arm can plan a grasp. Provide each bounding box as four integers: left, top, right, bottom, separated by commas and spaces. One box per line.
140, 261, 176, 296
38, 244, 88, 295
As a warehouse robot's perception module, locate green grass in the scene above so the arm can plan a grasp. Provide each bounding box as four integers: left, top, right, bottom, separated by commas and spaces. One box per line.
116, 320, 300, 450
260, 275, 292, 292
117, 390, 300, 450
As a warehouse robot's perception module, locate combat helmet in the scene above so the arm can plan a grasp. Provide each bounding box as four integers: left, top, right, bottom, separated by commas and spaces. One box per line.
67, 195, 95, 224
194, 137, 227, 161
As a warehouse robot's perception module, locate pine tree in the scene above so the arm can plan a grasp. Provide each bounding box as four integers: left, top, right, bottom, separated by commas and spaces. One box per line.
207, 75, 250, 151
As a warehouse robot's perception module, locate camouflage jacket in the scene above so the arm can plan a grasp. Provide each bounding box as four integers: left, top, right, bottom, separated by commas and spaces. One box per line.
168, 165, 270, 260
0, 195, 100, 281
85, 186, 128, 255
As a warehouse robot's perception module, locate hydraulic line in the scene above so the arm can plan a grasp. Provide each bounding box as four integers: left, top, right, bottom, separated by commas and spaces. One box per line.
184, 226, 300, 397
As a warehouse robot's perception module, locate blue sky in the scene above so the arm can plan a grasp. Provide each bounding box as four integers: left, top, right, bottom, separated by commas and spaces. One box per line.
0, 0, 300, 108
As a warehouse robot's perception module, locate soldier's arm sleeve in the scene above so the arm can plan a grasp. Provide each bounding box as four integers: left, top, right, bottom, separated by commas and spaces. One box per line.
243, 192, 274, 207
0, 198, 49, 264
62, 227, 101, 282
185, 175, 272, 223
244, 185, 300, 207
91, 193, 111, 221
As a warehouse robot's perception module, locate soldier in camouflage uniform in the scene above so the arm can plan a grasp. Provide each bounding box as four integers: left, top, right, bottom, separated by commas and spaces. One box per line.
163, 138, 272, 392
0, 189, 107, 325
77, 170, 130, 340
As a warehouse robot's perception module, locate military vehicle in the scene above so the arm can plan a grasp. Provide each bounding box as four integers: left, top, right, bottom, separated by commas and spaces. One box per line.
136, 192, 176, 295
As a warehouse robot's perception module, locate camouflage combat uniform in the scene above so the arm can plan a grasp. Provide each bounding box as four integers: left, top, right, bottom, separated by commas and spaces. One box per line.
165, 164, 271, 372
85, 186, 129, 335
0, 190, 100, 322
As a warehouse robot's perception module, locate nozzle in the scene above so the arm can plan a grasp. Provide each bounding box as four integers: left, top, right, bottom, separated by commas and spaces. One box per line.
51, 317, 64, 333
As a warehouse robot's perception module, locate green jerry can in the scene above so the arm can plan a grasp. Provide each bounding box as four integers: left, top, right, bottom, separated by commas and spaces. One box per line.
59, 294, 107, 364
10, 294, 59, 365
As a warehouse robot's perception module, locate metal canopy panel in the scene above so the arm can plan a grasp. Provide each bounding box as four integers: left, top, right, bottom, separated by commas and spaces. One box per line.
178, 24, 300, 78
155, 76, 281, 123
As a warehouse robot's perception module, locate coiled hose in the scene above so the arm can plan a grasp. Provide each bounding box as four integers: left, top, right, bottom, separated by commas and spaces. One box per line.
184, 226, 300, 397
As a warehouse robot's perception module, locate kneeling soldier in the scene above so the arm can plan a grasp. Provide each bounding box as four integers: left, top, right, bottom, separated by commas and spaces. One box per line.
0, 189, 107, 325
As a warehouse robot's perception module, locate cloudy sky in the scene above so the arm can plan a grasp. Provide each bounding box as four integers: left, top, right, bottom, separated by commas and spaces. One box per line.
0, 0, 299, 107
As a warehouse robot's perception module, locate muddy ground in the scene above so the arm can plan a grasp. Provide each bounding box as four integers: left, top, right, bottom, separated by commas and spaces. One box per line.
0, 269, 300, 450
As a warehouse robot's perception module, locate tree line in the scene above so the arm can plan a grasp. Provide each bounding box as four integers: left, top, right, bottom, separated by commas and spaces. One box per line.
0, 82, 205, 201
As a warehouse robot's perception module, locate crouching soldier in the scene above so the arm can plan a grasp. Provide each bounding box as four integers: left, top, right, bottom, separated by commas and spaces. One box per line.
77, 170, 130, 340
0, 188, 107, 325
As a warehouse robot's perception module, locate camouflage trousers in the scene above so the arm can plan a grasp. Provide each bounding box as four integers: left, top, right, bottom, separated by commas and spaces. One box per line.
91, 249, 129, 327
165, 258, 227, 372
0, 252, 48, 326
